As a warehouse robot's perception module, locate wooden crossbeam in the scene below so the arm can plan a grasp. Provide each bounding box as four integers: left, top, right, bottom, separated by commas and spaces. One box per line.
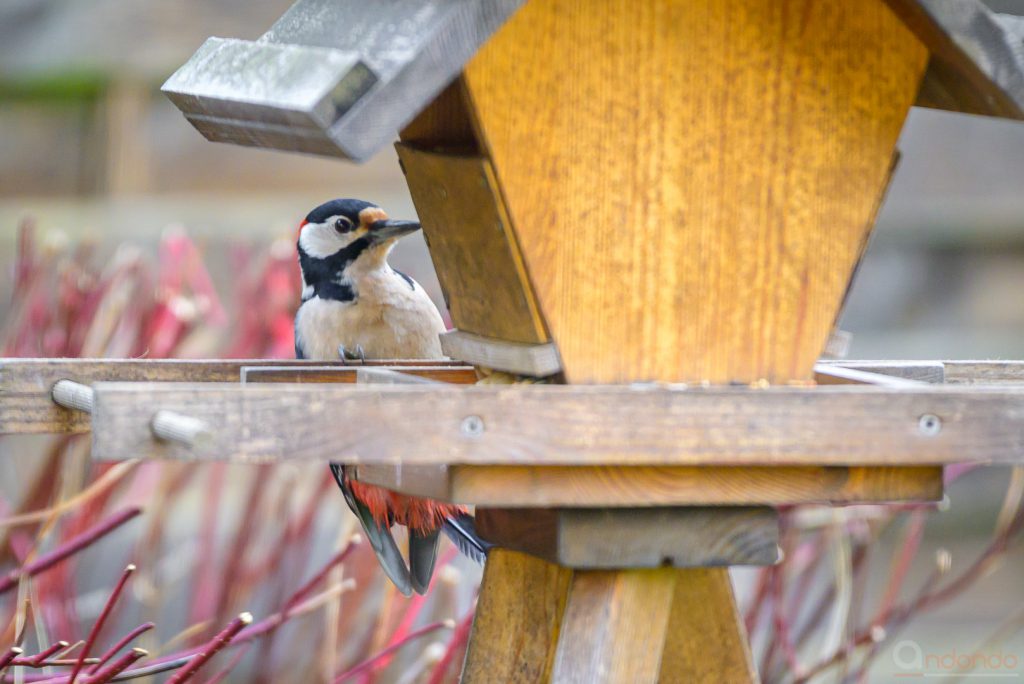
351, 464, 943, 507
0, 359, 473, 433
88, 382, 1024, 466
475, 507, 780, 568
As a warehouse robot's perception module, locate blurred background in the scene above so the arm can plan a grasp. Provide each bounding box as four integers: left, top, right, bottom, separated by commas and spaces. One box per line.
1, 1, 1023, 682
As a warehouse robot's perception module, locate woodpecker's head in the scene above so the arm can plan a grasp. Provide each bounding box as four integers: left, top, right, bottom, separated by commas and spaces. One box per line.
296, 198, 420, 301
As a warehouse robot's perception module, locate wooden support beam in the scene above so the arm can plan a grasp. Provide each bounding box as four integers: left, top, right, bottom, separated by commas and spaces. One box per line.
476, 507, 780, 568
352, 464, 944, 507
657, 568, 759, 682
551, 568, 678, 682
0, 359, 471, 433
549, 567, 758, 682
462, 549, 571, 683
396, 143, 549, 345
89, 382, 1024, 467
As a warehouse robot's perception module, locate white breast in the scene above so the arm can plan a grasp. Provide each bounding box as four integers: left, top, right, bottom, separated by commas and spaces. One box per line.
295, 272, 446, 361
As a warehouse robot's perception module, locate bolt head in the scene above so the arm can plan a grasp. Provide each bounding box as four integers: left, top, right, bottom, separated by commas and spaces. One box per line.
918, 413, 942, 437
460, 415, 485, 438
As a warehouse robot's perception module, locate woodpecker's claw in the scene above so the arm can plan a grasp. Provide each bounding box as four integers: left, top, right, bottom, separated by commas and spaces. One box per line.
338, 344, 366, 363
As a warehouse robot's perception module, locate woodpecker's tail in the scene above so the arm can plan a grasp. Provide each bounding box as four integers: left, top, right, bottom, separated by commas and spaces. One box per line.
329, 464, 492, 597
442, 512, 492, 564
330, 463, 415, 596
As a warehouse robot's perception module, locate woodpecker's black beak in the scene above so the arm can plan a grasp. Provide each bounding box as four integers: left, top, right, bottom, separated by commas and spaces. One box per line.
368, 219, 420, 242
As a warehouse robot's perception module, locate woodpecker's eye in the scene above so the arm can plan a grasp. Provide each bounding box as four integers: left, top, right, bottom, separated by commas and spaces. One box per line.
334, 217, 354, 234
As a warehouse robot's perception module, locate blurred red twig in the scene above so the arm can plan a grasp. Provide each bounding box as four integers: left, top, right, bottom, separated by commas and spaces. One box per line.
0, 508, 141, 595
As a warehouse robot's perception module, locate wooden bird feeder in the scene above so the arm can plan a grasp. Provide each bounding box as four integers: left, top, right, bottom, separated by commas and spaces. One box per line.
6, 0, 1024, 681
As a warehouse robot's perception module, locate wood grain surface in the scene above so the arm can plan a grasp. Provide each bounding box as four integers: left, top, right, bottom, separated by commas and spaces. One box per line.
551, 569, 678, 683
476, 506, 780, 567
0, 359, 468, 433
462, 0, 928, 384
90, 382, 1024, 466
352, 464, 944, 506
462, 549, 571, 683
658, 568, 759, 682
396, 144, 549, 343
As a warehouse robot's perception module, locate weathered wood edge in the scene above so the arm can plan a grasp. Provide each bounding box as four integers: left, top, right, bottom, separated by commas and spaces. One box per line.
89, 382, 1024, 466
439, 330, 561, 377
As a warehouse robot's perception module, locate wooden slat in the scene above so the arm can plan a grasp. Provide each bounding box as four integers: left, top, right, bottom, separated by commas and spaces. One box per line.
0, 359, 470, 433
439, 330, 561, 377
396, 144, 549, 344
658, 568, 759, 682
352, 464, 944, 506
943, 361, 1024, 385
462, 0, 928, 384
551, 568, 677, 682
89, 382, 1024, 466
476, 507, 779, 568
241, 365, 476, 385
462, 549, 571, 683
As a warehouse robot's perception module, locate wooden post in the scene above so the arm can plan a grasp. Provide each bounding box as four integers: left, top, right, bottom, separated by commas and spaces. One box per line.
399, 0, 929, 680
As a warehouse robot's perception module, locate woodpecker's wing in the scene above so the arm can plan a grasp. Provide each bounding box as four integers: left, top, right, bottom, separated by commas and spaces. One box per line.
442, 512, 492, 565
408, 528, 441, 595
330, 464, 414, 597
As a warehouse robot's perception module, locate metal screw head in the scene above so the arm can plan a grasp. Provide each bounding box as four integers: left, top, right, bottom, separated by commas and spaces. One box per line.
918, 413, 942, 437
460, 415, 485, 438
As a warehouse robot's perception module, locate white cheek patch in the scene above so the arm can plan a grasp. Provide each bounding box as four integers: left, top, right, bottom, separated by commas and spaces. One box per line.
299, 222, 352, 259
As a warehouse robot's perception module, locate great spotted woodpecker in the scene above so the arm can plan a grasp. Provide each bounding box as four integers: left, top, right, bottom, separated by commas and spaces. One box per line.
295, 198, 488, 596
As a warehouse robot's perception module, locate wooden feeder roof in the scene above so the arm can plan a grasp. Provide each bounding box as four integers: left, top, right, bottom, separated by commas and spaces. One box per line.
888, 0, 1024, 119
162, 0, 524, 161
163, 0, 1024, 162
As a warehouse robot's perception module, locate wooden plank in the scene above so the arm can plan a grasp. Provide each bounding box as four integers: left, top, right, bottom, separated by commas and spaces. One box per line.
352, 464, 944, 506
89, 382, 1024, 466
462, 549, 571, 683
396, 144, 549, 344
658, 568, 759, 682
943, 361, 1024, 385
439, 330, 560, 377
476, 507, 779, 568
241, 365, 476, 385
551, 568, 677, 683
462, 0, 928, 384
0, 359, 468, 433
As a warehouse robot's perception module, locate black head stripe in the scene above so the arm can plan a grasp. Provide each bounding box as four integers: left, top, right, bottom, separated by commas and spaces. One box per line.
305, 198, 378, 226
298, 235, 372, 302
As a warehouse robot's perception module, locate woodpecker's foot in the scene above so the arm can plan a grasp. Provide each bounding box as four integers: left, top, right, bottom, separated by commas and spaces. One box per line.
338, 344, 366, 363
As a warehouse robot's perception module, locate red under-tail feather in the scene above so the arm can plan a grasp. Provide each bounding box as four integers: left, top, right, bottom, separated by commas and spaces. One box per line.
347, 480, 467, 535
